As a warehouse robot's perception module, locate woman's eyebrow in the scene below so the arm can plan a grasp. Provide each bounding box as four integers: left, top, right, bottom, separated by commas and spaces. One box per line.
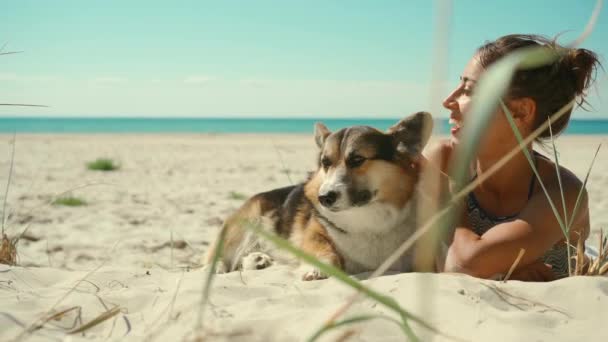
459, 76, 477, 84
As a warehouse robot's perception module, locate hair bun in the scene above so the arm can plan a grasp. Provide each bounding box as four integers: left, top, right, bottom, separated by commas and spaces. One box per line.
563, 48, 599, 96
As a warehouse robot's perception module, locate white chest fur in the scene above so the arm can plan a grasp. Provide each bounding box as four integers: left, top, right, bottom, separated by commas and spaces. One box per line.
318, 197, 418, 274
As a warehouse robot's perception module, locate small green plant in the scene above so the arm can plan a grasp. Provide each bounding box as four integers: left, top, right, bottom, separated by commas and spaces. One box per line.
227, 191, 247, 201
86, 158, 120, 171
52, 196, 87, 207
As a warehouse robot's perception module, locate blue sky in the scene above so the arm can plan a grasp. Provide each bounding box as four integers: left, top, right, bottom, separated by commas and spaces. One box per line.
0, 0, 606, 118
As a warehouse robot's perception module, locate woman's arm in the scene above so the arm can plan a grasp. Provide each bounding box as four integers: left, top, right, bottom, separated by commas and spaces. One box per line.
444, 179, 590, 279
423, 139, 452, 174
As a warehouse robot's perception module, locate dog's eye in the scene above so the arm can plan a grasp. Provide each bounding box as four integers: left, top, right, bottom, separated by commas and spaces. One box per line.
347, 155, 366, 168
321, 157, 332, 169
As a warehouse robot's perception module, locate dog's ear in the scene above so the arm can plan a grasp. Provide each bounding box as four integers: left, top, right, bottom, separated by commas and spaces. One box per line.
387, 112, 433, 158
314, 122, 331, 149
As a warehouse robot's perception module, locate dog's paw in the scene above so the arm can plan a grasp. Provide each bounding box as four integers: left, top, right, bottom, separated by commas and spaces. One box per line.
242, 252, 273, 270
302, 268, 328, 281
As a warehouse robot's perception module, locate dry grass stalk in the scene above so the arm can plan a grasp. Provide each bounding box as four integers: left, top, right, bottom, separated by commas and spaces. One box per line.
335, 329, 358, 342
19, 296, 126, 336
588, 230, 606, 274
503, 248, 526, 282
597, 230, 608, 275
68, 306, 122, 334
27, 306, 82, 333
575, 235, 585, 276
576, 230, 608, 276
168, 271, 186, 321
0, 233, 17, 265
599, 262, 608, 275
481, 283, 571, 317
14, 241, 121, 341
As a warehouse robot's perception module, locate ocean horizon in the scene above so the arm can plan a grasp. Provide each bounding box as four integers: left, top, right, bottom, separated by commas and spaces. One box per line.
1, 117, 608, 135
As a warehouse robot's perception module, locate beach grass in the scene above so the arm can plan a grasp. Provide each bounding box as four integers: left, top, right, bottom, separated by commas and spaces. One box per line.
0, 233, 17, 265
86, 158, 120, 171
1, 132, 17, 266
52, 196, 87, 207
576, 229, 608, 276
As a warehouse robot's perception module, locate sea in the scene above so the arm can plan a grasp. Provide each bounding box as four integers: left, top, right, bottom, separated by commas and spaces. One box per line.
1, 117, 608, 134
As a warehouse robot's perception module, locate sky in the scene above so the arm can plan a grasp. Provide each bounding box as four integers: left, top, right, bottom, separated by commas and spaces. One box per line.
0, 0, 607, 118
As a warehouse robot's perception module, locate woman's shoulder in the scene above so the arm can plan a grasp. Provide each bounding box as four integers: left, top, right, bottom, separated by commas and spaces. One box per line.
535, 151, 585, 193
529, 151, 590, 240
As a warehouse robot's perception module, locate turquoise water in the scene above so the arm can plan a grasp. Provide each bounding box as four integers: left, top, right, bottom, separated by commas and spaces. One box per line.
1, 117, 608, 134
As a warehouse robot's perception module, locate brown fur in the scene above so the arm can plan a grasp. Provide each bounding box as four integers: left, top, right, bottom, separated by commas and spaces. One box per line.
362, 160, 418, 208
297, 218, 344, 274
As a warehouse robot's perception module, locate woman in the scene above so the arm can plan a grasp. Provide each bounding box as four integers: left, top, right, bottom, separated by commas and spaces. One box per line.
428, 34, 601, 281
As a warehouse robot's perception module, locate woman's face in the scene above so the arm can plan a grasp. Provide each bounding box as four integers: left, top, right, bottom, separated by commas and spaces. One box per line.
443, 54, 528, 158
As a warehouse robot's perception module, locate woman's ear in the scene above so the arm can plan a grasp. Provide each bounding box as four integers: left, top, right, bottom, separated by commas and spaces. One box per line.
508, 97, 536, 128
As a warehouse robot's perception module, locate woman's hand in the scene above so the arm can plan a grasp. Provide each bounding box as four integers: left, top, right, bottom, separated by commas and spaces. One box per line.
507, 260, 557, 282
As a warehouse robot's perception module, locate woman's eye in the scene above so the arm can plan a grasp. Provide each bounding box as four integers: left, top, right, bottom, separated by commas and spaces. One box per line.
321, 157, 332, 169
462, 87, 474, 96
347, 155, 366, 168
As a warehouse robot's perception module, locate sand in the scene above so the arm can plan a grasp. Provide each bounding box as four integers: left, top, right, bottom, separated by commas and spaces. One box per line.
0, 133, 607, 341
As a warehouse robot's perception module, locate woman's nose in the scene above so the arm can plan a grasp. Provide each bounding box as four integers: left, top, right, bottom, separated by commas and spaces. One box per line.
442, 89, 459, 111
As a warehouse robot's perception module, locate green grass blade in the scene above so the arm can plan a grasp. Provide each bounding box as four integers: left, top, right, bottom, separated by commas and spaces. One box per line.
548, 120, 569, 229
500, 101, 567, 233
196, 226, 227, 330
2, 132, 16, 235
547, 118, 574, 275
307, 314, 410, 342
567, 144, 601, 231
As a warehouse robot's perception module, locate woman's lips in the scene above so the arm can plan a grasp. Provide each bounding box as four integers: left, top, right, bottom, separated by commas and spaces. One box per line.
449, 118, 462, 136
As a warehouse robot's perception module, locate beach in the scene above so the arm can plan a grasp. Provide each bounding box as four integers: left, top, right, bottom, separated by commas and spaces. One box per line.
1, 133, 607, 341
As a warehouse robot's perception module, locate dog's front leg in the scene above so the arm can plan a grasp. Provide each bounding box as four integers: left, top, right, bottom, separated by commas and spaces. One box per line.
299, 222, 343, 281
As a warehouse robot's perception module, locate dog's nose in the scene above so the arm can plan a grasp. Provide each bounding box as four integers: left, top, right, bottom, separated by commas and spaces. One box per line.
318, 191, 339, 207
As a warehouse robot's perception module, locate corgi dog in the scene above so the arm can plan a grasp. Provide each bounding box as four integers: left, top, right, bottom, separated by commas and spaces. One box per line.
206, 112, 437, 280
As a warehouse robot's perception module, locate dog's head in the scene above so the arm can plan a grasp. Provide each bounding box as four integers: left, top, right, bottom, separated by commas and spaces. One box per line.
305, 112, 433, 214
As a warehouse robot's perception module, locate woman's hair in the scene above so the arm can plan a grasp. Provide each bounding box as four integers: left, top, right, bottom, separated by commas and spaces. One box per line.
476, 34, 602, 140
